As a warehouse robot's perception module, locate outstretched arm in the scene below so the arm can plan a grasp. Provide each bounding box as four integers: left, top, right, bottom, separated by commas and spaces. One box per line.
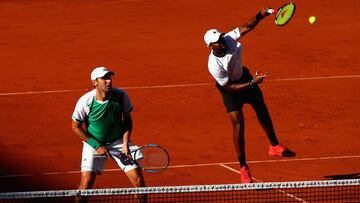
239, 8, 270, 37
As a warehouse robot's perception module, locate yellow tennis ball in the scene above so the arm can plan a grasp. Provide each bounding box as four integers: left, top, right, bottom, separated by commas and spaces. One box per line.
309, 16, 317, 24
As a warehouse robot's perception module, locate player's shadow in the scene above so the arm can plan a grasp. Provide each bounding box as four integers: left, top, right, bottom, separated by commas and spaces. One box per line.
323, 173, 360, 180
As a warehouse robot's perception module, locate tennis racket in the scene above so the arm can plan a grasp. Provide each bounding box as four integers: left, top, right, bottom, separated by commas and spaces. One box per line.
267, 2, 296, 26
110, 144, 170, 173
134, 144, 170, 173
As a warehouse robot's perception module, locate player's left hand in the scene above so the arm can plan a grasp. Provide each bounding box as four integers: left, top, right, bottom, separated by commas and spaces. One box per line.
122, 145, 132, 157
253, 71, 269, 84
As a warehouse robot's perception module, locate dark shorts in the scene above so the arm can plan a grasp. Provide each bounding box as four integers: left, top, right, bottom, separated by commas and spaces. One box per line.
216, 66, 266, 113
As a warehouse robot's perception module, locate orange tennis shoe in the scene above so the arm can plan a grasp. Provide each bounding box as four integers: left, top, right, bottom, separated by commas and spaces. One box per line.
240, 165, 253, 183
268, 144, 296, 157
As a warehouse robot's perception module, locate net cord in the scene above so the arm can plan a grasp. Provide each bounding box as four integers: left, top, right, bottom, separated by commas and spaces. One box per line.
0, 179, 359, 199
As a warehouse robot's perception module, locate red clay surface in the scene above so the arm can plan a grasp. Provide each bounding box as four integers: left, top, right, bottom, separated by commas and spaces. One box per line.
0, 0, 359, 192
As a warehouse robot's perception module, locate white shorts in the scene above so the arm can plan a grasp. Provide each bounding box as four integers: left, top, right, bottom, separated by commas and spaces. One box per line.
81, 139, 140, 173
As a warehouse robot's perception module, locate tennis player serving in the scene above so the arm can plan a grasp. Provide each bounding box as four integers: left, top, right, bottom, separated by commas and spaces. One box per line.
204, 7, 296, 183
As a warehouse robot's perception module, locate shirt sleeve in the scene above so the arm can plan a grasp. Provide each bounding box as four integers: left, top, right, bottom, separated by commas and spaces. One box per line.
225, 27, 241, 41
123, 91, 134, 113
72, 101, 86, 123
71, 93, 91, 123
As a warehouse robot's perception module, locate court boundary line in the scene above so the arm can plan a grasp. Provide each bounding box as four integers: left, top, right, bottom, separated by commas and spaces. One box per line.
1, 74, 360, 96
169, 154, 360, 169
1, 154, 359, 179
219, 164, 308, 203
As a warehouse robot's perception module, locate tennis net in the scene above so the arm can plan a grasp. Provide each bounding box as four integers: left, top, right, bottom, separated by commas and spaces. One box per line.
0, 179, 359, 202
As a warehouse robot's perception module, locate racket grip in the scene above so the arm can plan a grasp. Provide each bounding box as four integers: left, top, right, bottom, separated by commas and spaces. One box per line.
266, 9, 277, 14
109, 151, 121, 156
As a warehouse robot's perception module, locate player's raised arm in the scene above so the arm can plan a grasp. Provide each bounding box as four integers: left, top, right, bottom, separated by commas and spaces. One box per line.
238, 7, 271, 37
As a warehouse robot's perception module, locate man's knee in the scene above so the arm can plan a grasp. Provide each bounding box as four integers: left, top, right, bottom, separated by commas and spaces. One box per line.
229, 117, 244, 132
126, 169, 146, 187
133, 176, 146, 187
79, 171, 97, 189
228, 111, 244, 126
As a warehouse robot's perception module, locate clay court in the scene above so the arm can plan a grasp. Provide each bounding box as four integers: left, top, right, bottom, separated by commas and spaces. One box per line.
0, 0, 359, 193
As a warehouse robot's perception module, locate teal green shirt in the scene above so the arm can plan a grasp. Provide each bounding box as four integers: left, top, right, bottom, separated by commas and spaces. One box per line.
72, 88, 133, 149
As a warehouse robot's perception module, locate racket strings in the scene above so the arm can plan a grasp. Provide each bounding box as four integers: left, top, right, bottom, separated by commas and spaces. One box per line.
275, 3, 296, 26
136, 147, 169, 171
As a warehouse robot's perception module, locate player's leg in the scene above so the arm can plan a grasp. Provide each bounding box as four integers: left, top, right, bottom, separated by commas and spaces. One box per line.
110, 141, 146, 187
228, 110, 246, 167
79, 142, 108, 188
79, 171, 97, 189
228, 110, 253, 183
125, 167, 147, 202
249, 87, 295, 157
76, 143, 107, 202
215, 81, 253, 183
111, 146, 147, 202
75, 172, 98, 203
239, 66, 279, 145
249, 89, 279, 146
125, 168, 146, 187
113, 152, 146, 187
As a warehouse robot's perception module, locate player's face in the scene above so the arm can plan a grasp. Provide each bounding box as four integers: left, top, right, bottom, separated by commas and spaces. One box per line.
210, 35, 227, 56
94, 73, 112, 92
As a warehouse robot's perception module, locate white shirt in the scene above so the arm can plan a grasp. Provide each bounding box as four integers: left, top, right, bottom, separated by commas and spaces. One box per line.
208, 27, 243, 86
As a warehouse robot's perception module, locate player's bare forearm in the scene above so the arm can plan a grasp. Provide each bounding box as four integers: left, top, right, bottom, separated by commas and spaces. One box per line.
71, 120, 91, 142
223, 81, 252, 92
122, 113, 133, 155
122, 131, 131, 155
224, 72, 268, 92
239, 8, 270, 36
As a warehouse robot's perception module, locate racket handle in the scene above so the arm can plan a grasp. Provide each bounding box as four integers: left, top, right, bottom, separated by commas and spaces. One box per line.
109, 151, 121, 156
267, 8, 277, 14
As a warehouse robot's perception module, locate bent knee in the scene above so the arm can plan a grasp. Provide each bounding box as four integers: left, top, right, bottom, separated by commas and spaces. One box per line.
134, 177, 146, 187
79, 171, 97, 189
127, 169, 146, 187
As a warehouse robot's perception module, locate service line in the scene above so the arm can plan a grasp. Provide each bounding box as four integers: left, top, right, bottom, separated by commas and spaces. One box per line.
1, 74, 360, 96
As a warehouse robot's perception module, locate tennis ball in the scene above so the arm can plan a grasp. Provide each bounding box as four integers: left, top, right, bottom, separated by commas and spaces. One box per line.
309, 16, 317, 24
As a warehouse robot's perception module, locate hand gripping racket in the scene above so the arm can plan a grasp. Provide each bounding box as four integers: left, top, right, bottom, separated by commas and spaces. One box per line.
110, 144, 170, 173
267, 2, 296, 26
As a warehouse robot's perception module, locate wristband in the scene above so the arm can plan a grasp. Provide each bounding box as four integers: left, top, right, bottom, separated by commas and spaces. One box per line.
249, 80, 255, 88
256, 12, 264, 21
87, 137, 101, 150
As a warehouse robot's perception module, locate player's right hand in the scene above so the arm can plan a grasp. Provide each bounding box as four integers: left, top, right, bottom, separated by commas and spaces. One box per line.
262, 7, 272, 16
96, 146, 110, 157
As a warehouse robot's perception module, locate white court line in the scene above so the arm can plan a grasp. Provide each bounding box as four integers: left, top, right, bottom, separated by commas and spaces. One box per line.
0, 89, 89, 96
219, 164, 308, 203
271, 74, 360, 81
123, 83, 210, 90
0, 74, 360, 96
1, 154, 359, 179
169, 154, 360, 169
